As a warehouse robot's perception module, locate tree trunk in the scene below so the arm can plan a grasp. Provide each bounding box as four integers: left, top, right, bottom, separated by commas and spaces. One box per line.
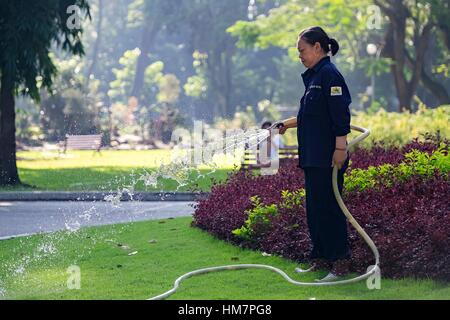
207, 49, 224, 119
420, 67, 450, 105
86, 0, 104, 86
407, 23, 433, 109
0, 73, 21, 185
224, 39, 235, 118
131, 20, 159, 100
378, 1, 433, 112
405, 49, 450, 105
390, 3, 411, 111
437, 20, 450, 51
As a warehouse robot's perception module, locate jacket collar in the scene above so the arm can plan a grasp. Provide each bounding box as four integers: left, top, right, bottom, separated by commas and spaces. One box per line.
302, 56, 330, 79
312, 56, 330, 72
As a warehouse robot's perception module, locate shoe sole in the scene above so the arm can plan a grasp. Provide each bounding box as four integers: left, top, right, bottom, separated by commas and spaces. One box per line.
314, 272, 340, 283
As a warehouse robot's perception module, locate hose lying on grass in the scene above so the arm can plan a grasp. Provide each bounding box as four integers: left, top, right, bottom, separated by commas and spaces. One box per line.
148, 125, 380, 300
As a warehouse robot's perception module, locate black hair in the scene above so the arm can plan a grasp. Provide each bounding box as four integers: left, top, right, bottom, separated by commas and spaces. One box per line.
298, 26, 340, 56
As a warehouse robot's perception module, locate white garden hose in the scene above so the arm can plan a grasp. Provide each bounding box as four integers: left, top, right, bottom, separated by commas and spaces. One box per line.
148, 125, 380, 300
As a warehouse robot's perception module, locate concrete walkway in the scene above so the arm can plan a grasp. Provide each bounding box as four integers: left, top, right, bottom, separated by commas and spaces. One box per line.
0, 191, 209, 202
0, 201, 195, 240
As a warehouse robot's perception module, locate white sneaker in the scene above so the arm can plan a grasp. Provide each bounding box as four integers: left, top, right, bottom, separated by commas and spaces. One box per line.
314, 272, 339, 283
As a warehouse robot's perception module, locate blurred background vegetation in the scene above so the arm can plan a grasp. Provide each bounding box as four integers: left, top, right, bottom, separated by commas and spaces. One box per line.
9, 0, 450, 148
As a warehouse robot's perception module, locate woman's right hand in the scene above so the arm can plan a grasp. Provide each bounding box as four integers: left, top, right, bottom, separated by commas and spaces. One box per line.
269, 121, 288, 135
278, 125, 288, 135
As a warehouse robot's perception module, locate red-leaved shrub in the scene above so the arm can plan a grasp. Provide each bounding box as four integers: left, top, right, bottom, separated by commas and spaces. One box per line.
193, 159, 304, 240
192, 136, 450, 281
350, 133, 447, 170
345, 172, 450, 281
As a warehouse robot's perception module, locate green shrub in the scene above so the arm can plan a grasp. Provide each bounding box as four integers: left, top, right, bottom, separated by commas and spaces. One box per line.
232, 145, 449, 242
279, 189, 305, 210
232, 190, 306, 241
232, 196, 279, 242
345, 146, 449, 192
351, 105, 450, 148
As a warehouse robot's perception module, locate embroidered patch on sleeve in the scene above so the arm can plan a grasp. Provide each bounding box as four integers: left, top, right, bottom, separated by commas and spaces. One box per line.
330, 86, 343, 96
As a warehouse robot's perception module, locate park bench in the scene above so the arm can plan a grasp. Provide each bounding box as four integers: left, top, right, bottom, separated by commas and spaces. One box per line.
60, 134, 103, 154
240, 144, 298, 171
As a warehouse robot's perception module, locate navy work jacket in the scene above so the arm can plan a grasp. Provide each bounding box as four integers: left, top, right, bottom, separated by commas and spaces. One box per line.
297, 56, 351, 168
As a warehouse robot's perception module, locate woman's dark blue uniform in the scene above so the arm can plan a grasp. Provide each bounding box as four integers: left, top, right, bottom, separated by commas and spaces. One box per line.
297, 56, 352, 262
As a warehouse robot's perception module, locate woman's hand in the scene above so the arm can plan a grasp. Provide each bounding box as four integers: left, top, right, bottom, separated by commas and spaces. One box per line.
269, 122, 288, 135
277, 125, 288, 135
332, 149, 348, 169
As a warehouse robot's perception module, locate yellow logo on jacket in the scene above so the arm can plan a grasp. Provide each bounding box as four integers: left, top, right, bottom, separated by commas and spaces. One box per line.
330, 86, 343, 96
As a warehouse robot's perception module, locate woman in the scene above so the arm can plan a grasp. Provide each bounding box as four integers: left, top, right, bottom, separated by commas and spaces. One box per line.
271, 26, 352, 281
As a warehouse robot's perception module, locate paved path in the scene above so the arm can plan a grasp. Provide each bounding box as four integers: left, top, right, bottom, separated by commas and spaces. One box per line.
0, 191, 208, 201
0, 201, 195, 240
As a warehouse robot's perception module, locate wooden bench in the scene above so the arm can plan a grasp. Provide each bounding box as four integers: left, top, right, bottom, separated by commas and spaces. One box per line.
60, 134, 102, 154
240, 144, 298, 171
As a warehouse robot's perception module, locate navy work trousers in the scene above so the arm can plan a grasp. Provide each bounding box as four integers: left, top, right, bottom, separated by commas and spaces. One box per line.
303, 160, 351, 262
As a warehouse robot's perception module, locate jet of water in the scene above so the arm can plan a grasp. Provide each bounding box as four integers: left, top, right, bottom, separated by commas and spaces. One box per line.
102, 128, 272, 203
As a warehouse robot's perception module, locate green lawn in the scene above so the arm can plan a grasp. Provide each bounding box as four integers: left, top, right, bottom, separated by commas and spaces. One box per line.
0, 217, 448, 300
0, 150, 240, 192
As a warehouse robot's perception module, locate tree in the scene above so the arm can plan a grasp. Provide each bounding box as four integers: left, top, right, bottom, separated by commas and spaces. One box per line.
228, 0, 377, 72
0, 0, 90, 185
228, 0, 450, 111
128, 0, 184, 99
129, 0, 252, 120
40, 57, 102, 141
108, 48, 164, 106
416, 0, 449, 106
227, 0, 391, 111
85, 0, 104, 86
375, 0, 450, 111
185, 0, 249, 119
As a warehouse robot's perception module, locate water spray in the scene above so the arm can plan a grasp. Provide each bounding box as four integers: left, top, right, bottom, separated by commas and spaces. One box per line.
148, 125, 380, 300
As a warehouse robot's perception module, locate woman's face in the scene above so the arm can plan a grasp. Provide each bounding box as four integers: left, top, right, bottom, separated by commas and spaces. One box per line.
297, 38, 324, 69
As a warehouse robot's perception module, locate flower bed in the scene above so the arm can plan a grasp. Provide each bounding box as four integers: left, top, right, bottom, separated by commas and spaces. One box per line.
192, 135, 450, 281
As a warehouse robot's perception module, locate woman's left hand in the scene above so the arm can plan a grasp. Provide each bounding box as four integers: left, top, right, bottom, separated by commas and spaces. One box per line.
332, 149, 348, 169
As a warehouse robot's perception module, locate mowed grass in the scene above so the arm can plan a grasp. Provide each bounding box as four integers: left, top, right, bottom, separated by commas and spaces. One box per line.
0, 150, 241, 192
0, 217, 449, 300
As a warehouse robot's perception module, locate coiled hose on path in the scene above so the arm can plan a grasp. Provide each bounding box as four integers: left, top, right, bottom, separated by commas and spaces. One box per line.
148, 125, 380, 300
